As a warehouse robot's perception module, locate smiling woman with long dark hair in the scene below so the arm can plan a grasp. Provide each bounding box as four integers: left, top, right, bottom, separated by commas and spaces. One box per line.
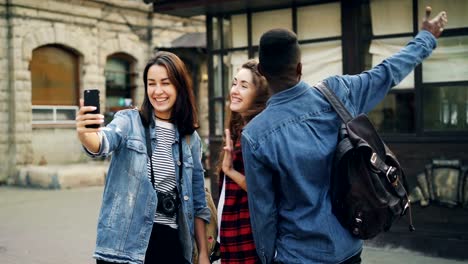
76, 51, 211, 264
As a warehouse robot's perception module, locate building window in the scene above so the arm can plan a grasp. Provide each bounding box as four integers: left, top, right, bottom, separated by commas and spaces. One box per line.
368, 91, 415, 133
301, 40, 342, 85
421, 36, 468, 132
422, 36, 468, 83
30, 45, 79, 124
231, 14, 247, 48
212, 53, 229, 136
419, 0, 468, 133
367, 0, 416, 134
297, 3, 341, 40
208, 2, 342, 138
104, 54, 137, 123
370, 0, 413, 35
423, 85, 468, 131
252, 8, 292, 46
298, 2, 342, 84
366, 0, 468, 135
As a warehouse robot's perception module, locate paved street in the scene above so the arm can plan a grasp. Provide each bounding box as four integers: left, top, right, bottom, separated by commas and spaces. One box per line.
0, 186, 466, 264
0, 186, 100, 264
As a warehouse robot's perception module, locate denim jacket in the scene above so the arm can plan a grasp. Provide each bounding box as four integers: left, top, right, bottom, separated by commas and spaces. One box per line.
84, 109, 210, 264
241, 31, 436, 264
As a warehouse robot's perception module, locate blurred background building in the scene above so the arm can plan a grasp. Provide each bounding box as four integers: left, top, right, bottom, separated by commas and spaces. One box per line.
0, 0, 209, 181
1, 0, 468, 260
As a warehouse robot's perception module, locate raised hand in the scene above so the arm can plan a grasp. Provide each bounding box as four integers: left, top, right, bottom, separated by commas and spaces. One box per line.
421, 6, 448, 38
75, 98, 104, 153
221, 129, 234, 175
76, 99, 104, 136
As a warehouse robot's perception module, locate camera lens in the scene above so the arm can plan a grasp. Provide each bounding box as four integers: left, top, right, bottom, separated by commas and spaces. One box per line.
157, 191, 179, 217
162, 197, 176, 213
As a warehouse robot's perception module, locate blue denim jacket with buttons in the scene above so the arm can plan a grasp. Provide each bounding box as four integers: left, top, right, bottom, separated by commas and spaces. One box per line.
241, 31, 436, 264
84, 109, 210, 264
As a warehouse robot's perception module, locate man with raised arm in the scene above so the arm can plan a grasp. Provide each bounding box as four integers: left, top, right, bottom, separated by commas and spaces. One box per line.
241, 6, 447, 264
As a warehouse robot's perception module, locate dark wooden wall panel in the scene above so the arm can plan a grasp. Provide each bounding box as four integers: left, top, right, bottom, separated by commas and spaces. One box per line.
388, 142, 468, 187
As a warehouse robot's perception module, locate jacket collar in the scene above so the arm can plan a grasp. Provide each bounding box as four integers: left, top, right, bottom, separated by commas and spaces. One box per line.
267, 81, 309, 106
149, 114, 180, 143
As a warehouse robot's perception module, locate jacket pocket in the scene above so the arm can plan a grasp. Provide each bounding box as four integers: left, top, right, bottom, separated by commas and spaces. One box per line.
183, 156, 194, 182
125, 137, 147, 177
126, 137, 146, 154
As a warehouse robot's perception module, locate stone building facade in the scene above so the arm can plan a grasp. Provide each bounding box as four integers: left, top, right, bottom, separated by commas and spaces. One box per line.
0, 0, 207, 183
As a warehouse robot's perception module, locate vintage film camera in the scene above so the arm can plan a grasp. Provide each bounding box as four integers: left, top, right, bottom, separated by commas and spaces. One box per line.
157, 191, 179, 217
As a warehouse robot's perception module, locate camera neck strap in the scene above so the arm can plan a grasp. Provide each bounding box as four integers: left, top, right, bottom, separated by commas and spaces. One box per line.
140, 113, 183, 195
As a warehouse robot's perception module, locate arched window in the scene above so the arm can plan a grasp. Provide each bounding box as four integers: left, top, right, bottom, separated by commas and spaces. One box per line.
104, 53, 136, 123
30, 45, 79, 124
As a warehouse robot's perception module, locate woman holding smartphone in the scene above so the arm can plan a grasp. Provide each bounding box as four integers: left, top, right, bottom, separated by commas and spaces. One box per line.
216, 60, 269, 264
76, 51, 210, 264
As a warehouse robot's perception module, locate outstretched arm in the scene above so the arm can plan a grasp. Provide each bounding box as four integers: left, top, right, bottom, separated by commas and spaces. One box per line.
330, 6, 448, 115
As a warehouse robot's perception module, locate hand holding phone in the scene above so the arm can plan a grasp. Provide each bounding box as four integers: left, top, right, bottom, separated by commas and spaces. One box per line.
83, 89, 101, 129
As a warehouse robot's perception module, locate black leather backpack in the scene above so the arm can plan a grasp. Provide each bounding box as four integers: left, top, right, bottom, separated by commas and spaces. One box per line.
315, 82, 415, 240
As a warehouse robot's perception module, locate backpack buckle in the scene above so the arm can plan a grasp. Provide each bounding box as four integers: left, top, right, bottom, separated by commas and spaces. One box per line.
370, 152, 378, 164
385, 166, 399, 186
352, 211, 363, 236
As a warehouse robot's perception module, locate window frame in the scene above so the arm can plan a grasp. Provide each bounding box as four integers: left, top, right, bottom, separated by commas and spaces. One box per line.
367, 0, 468, 141
418, 21, 468, 138
30, 44, 80, 126
206, 0, 468, 145
207, 1, 343, 139
104, 53, 138, 121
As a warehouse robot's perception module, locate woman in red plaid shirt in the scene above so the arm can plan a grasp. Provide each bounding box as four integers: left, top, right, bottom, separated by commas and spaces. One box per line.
216, 60, 269, 264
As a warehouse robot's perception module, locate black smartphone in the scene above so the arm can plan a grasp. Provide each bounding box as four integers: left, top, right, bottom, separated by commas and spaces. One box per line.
83, 89, 101, 129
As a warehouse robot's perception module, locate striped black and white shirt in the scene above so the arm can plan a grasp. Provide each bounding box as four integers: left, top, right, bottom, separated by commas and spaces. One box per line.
147, 120, 177, 228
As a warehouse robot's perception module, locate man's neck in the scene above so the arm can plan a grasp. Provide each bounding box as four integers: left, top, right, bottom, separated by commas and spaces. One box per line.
269, 79, 300, 94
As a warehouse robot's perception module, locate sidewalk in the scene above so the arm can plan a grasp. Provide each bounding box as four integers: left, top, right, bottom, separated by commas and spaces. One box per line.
0, 186, 466, 264
361, 246, 465, 264
13, 161, 109, 189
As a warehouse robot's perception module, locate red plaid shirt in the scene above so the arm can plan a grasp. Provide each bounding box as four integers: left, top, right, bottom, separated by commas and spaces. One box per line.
218, 140, 260, 264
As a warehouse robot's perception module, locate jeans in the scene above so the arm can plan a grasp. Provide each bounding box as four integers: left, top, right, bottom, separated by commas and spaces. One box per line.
338, 250, 362, 264
272, 250, 361, 264
96, 223, 185, 264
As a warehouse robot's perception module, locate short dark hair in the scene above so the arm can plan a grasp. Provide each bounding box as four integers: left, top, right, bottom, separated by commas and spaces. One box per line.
258, 28, 301, 77
140, 51, 198, 136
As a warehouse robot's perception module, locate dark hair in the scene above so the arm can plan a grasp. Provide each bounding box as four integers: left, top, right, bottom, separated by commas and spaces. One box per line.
258, 28, 301, 78
140, 51, 198, 136
216, 60, 269, 179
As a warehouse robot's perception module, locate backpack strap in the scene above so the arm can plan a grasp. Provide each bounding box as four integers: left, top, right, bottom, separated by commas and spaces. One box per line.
315, 82, 353, 123
315, 82, 354, 161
